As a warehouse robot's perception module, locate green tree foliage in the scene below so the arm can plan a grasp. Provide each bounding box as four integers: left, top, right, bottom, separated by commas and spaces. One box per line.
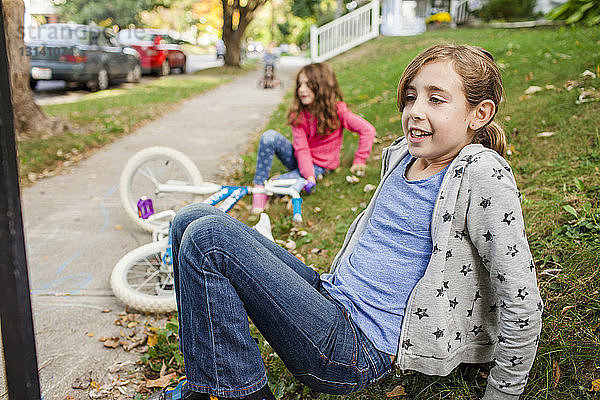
477, 0, 537, 21
57, 0, 171, 27
291, 0, 320, 18
547, 0, 600, 25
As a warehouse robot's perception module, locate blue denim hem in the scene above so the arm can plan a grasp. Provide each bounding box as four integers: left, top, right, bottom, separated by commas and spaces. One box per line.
187, 372, 268, 398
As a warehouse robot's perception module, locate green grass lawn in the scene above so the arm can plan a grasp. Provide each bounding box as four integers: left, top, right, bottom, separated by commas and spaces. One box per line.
143, 26, 600, 399
18, 64, 255, 182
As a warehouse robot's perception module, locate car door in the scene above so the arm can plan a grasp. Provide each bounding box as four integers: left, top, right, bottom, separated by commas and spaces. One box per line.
99, 29, 128, 77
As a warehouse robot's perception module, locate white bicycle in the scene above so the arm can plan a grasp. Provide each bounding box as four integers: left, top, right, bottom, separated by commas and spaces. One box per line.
111, 146, 306, 313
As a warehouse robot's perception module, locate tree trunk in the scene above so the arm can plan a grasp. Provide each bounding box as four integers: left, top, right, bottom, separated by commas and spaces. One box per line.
2, 0, 66, 140
221, 0, 266, 67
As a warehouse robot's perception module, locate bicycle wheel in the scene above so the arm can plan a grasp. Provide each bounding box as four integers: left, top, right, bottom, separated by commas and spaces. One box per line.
120, 146, 203, 232
111, 240, 176, 313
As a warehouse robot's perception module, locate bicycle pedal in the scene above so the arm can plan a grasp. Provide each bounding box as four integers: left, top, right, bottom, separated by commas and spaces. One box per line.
137, 197, 155, 219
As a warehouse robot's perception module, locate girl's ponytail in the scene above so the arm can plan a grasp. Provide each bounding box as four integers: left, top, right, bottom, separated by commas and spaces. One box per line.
473, 121, 507, 157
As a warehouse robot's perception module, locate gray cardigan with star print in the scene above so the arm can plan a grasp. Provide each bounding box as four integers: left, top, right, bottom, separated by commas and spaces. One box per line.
330, 138, 543, 399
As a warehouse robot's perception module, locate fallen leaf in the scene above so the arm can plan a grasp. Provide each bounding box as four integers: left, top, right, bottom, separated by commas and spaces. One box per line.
101, 309, 111, 313
72, 371, 93, 390
386, 384, 407, 397
108, 360, 135, 374
589, 378, 600, 392
313, 207, 322, 213
363, 184, 376, 192
103, 338, 120, 348
537, 131, 556, 138
345, 175, 360, 184
115, 225, 123, 230
86, 332, 95, 337
576, 90, 600, 105
524, 85, 543, 95
561, 305, 576, 315
582, 69, 597, 79
285, 240, 296, 250
147, 334, 158, 347
63, 396, 75, 400
295, 253, 306, 263
146, 372, 177, 388
564, 80, 580, 91
127, 321, 138, 328
552, 360, 561, 388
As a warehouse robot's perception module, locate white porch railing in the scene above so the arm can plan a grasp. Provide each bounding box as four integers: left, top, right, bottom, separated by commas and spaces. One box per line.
310, 0, 380, 63
450, 0, 469, 26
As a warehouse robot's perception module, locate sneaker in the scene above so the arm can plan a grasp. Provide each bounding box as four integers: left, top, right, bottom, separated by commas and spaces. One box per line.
146, 376, 211, 400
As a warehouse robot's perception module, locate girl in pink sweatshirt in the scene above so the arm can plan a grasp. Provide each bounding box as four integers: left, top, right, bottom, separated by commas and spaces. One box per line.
252, 63, 376, 212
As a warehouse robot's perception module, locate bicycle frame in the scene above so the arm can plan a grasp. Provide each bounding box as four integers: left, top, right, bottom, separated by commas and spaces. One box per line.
155, 178, 303, 222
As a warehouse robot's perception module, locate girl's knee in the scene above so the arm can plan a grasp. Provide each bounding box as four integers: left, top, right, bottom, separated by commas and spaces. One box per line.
181, 214, 239, 252
172, 203, 219, 237
260, 129, 280, 145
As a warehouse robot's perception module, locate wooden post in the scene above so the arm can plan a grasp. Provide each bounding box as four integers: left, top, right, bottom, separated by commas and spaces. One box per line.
0, 2, 42, 399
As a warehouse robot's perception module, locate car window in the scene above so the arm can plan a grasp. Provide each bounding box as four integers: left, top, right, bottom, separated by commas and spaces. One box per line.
31, 25, 90, 44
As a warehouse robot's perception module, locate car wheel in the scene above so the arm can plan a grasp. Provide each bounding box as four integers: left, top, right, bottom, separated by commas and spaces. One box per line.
127, 63, 142, 83
180, 58, 186, 74
159, 59, 170, 76
89, 67, 109, 92
29, 78, 38, 90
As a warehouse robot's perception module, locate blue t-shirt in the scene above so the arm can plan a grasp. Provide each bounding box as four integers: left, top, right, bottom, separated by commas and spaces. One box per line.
321, 155, 447, 354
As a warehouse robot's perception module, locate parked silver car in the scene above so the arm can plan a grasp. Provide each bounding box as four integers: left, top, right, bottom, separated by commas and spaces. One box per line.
27, 23, 142, 91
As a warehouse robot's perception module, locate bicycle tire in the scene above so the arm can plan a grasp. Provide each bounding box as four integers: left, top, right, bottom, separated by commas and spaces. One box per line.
111, 239, 177, 313
120, 146, 203, 232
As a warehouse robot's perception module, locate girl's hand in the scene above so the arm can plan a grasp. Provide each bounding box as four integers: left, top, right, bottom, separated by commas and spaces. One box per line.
307, 176, 316, 183
350, 163, 366, 177
303, 179, 317, 194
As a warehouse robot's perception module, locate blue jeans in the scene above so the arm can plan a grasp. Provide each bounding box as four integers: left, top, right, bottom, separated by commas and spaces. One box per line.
253, 129, 327, 192
171, 203, 393, 398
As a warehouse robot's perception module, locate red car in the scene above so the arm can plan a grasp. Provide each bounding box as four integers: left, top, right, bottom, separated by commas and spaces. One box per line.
117, 29, 187, 75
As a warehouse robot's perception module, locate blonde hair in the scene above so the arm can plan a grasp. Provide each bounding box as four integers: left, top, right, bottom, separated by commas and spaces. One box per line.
287, 63, 343, 136
397, 44, 507, 157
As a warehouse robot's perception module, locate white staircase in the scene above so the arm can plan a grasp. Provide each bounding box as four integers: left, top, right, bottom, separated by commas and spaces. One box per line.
310, 0, 380, 62
309, 0, 470, 62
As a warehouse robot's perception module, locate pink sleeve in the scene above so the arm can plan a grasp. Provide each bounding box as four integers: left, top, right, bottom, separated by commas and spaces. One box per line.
292, 123, 316, 179
338, 102, 376, 165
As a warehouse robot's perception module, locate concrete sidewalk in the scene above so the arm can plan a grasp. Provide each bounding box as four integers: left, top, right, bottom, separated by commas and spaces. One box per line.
0, 56, 308, 400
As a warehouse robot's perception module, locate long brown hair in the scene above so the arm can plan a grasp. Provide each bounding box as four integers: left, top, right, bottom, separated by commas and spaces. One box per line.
287, 63, 344, 136
397, 44, 507, 157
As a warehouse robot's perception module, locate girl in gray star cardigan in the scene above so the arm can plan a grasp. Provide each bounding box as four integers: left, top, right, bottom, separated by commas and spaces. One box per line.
330, 45, 542, 399
163, 44, 542, 400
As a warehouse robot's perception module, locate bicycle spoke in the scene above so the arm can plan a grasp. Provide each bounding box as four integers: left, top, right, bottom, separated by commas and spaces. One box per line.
137, 165, 161, 186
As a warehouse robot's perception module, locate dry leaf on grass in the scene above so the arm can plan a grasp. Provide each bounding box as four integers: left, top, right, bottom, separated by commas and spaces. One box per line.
147, 333, 158, 347
524, 86, 543, 95
386, 384, 407, 397
552, 360, 561, 388
589, 379, 600, 392
536, 132, 556, 138
146, 372, 177, 388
